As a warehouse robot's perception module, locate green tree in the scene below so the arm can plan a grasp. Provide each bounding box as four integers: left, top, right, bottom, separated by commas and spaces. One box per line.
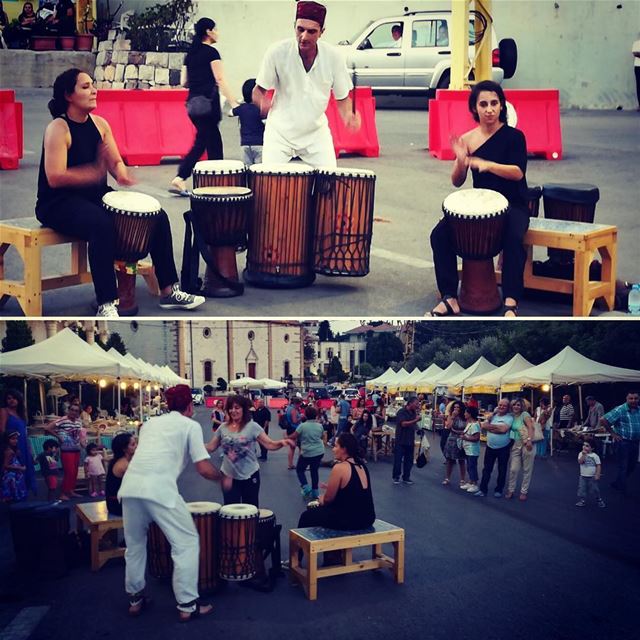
105, 332, 127, 355
2, 321, 35, 353
317, 320, 334, 342
366, 333, 404, 368
304, 344, 316, 363
327, 356, 348, 383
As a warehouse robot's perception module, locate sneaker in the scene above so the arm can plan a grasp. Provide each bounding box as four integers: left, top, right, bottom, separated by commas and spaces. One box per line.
403, 479, 414, 486
597, 499, 606, 508
466, 484, 479, 493
460, 483, 470, 490
301, 485, 312, 498
159, 284, 205, 310
473, 490, 486, 497
575, 499, 586, 507
97, 301, 119, 318
493, 491, 503, 498
90, 491, 98, 498
392, 478, 401, 485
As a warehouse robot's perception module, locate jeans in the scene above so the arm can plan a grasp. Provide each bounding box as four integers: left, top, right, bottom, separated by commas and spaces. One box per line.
296, 454, 323, 490
577, 476, 601, 501
479, 444, 511, 494
439, 429, 450, 456
466, 455, 479, 483
613, 439, 639, 492
536, 429, 550, 458
178, 113, 223, 179
393, 443, 414, 481
222, 470, 260, 507
430, 205, 530, 301
242, 145, 263, 166
337, 419, 349, 437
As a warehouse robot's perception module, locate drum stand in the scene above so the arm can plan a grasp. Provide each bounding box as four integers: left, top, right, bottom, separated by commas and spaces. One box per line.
459, 258, 503, 314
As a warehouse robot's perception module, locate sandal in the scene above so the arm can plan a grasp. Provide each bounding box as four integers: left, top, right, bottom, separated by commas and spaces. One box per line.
168, 187, 190, 197
429, 296, 460, 317
504, 492, 514, 499
178, 602, 213, 623
128, 593, 152, 617
441, 479, 450, 485
503, 303, 518, 318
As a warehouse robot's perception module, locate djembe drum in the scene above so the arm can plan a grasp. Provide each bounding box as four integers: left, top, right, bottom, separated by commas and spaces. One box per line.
254, 508, 277, 578
189, 187, 252, 297
218, 503, 258, 581
102, 191, 162, 315
313, 167, 376, 277
147, 501, 221, 593
542, 183, 600, 265
245, 163, 316, 288
442, 188, 509, 314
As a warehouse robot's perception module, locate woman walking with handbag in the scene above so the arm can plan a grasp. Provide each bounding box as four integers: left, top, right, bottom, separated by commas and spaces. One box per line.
170, 17, 238, 195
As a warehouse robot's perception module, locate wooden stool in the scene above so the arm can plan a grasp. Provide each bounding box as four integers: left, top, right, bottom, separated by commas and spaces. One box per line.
289, 519, 404, 600
75, 501, 125, 571
0, 217, 159, 316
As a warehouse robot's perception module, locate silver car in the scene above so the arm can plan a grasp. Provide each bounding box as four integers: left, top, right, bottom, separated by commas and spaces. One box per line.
338, 10, 516, 95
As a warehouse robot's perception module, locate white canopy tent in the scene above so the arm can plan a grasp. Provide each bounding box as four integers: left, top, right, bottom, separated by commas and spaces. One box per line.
250, 378, 287, 390
365, 367, 397, 389
432, 362, 466, 388
464, 353, 535, 394
444, 356, 497, 392
390, 367, 421, 392
397, 368, 425, 392
414, 363, 445, 393
229, 376, 258, 389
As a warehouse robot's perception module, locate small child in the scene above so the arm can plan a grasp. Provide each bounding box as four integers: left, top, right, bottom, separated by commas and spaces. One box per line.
232, 78, 265, 166
576, 441, 605, 508
84, 443, 106, 497
37, 438, 62, 501
461, 406, 481, 493
1, 430, 28, 503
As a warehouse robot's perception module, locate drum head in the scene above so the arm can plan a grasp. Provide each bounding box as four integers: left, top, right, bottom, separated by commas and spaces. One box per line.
219, 503, 259, 518
316, 167, 376, 178
192, 186, 252, 198
258, 509, 274, 521
249, 163, 314, 175
443, 188, 508, 218
187, 501, 222, 514
194, 160, 246, 173
102, 191, 161, 214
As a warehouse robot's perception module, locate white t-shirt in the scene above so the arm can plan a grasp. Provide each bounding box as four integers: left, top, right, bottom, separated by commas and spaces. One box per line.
578, 452, 601, 477
633, 40, 640, 67
256, 38, 352, 147
119, 411, 209, 507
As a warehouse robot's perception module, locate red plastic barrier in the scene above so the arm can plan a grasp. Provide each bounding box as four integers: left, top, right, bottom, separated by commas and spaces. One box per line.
327, 87, 380, 158
94, 89, 196, 166
428, 89, 562, 161
0, 90, 24, 170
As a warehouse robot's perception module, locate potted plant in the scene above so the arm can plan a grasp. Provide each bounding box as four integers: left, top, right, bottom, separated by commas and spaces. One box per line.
75, 0, 94, 51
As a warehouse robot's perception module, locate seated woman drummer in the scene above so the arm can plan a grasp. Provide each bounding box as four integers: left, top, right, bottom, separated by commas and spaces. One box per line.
297, 432, 376, 532
429, 80, 529, 318
35, 68, 205, 318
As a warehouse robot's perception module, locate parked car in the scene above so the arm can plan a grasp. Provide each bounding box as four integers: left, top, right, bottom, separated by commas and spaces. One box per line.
386, 397, 406, 420
338, 10, 517, 95
191, 388, 204, 405
343, 388, 359, 401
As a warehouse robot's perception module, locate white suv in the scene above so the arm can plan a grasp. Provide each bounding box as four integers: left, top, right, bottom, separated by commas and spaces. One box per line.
338, 10, 517, 95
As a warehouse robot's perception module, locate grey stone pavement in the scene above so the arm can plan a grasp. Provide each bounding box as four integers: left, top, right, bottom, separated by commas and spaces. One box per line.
0, 90, 639, 318
0, 406, 638, 640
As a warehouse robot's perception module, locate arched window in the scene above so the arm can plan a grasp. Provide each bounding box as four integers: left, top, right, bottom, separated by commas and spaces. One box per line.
203, 361, 213, 382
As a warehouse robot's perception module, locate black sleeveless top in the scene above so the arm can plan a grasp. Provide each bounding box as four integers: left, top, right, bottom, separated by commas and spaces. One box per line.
105, 462, 123, 516
330, 461, 376, 530
36, 114, 108, 218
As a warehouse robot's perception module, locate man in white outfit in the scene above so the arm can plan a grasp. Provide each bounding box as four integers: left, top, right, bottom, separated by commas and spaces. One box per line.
118, 384, 225, 622
252, 0, 361, 168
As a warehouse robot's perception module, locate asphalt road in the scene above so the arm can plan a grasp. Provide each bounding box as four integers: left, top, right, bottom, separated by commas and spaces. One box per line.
1, 406, 638, 640
0, 91, 638, 317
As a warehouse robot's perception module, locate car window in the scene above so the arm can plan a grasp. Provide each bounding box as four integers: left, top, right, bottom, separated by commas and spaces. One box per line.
360, 21, 404, 50
411, 20, 437, 48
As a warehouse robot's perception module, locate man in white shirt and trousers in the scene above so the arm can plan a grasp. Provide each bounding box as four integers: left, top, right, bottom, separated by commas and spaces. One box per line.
118, 384, 228, 622
252, 0, 361, 168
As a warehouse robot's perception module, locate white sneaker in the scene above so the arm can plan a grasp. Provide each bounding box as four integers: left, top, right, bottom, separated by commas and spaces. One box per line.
460, 483, 470, 490
159, 284, 205, 310
466, 484, 479, 493
96, 301, 119, 318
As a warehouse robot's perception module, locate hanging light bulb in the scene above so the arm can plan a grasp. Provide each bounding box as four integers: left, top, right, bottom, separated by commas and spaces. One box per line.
99, 379, 107, 388
146, 385, 151, 392
154, 385, 159, 391
541, 384, 550, 392
133, 382, 139, 390
120, 382, 127, 390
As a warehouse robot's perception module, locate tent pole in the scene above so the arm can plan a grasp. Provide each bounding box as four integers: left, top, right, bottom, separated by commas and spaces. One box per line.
578, 385, 584, 422
550, 382, 554, 457
118, 379, 121, 415
39, 380, 45, 416
139, 384, 143, 422
23, 378, 28, 420
98, 384, 101, 411
79, 382, 82, 404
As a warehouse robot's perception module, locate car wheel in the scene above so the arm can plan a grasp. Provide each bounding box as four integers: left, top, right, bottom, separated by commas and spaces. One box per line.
436, 69, 450, 90
499, 38, 517, 79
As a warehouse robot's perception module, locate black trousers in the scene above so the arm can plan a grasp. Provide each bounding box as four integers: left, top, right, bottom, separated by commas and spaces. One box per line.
430, 205, 529, 302
223, 470, 260, 508
479, 444, 512, 494
37, 196, 178, 305
178, 113, 224, 180
635, 67, 640, 110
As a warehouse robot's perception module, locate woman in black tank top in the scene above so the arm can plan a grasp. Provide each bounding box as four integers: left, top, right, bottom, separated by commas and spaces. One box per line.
36, 68, 203, 317
298, 432, 376, 531
105, 432, 137, 516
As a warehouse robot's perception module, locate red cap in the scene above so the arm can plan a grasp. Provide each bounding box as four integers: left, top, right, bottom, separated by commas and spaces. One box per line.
165, 384, 192, 412
296, 1, 326, 27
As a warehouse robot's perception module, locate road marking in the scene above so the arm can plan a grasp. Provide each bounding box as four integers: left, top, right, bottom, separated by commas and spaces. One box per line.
371, 247, 434, 269
0, 606, 49, 640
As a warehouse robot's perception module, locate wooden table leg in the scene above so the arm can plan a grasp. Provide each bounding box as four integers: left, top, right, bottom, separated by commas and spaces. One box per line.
572, 249, 591, 317
307, 548, 318, 601
599, 242, 616, 311
90, 526, 100, 572
23, 239, 43, 316
392, 539, 405, 584
372, 543, 382, 560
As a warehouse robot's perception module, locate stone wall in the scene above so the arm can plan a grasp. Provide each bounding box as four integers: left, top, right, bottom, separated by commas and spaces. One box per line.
0, 50, 95, 88
93, 29, 184, 90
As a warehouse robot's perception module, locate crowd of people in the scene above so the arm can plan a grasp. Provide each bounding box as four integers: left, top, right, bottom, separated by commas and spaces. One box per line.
0, 1, 76, 49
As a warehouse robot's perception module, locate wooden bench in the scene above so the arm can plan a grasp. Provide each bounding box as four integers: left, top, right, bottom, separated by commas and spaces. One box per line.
75, 501, 125, 571
0, 217, 159, 316
289, 519, 404, 600
496, 218, 617, 317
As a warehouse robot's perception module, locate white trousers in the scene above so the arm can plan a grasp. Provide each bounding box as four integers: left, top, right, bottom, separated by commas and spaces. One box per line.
262, 124, 337, 168
122, 497, 200, 608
